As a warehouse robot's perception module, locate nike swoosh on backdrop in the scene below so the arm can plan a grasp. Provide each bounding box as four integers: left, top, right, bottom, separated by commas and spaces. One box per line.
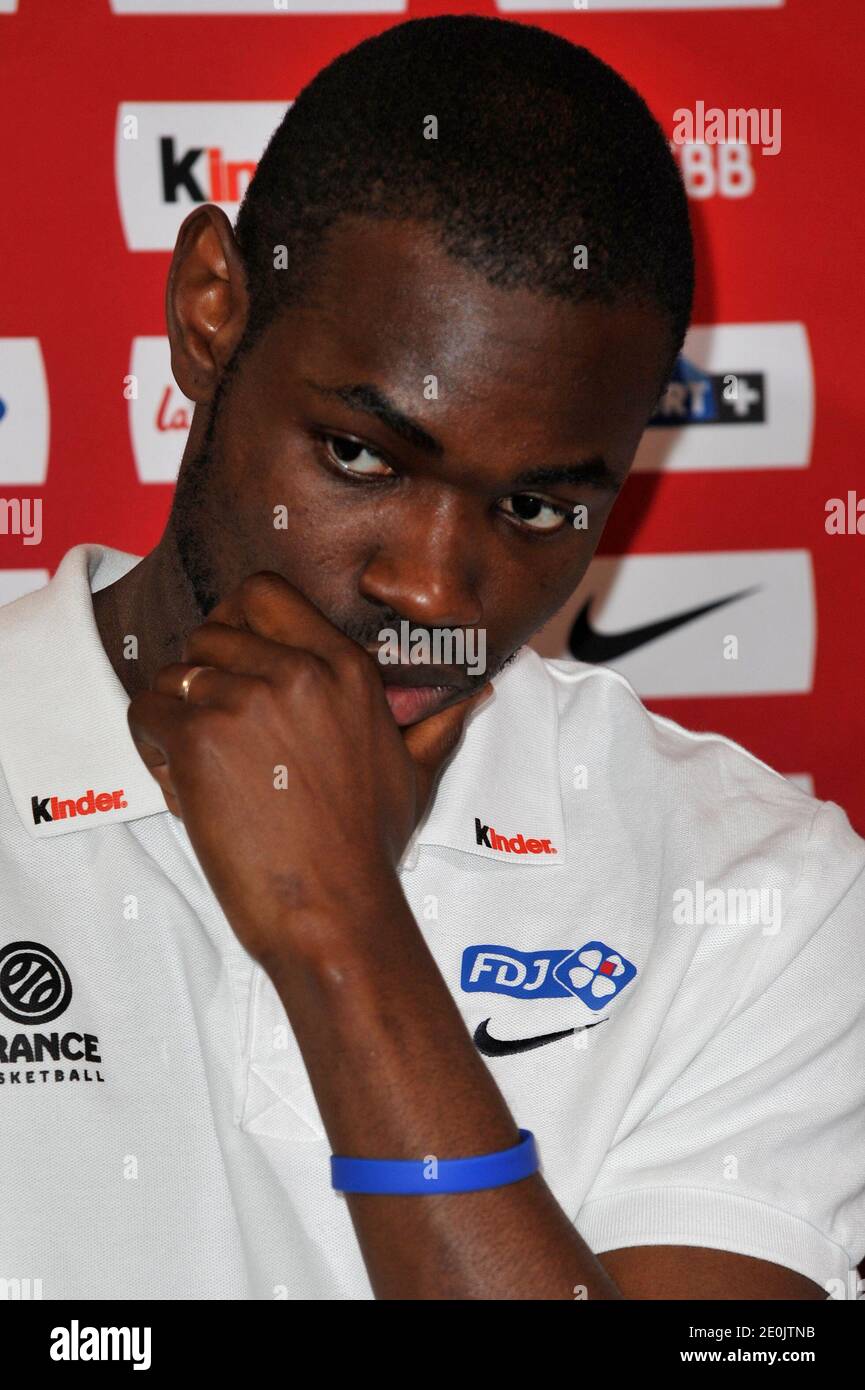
569, 587, 759, 663
474, 1018, 606, 1057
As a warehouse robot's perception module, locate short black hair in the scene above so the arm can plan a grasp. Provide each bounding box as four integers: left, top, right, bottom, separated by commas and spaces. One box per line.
233, 14, 694, 394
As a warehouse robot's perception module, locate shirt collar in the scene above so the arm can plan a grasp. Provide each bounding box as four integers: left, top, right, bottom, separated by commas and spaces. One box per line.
407, 643, 567, 866
0, 543, 166, 839
0, 542, 566, 864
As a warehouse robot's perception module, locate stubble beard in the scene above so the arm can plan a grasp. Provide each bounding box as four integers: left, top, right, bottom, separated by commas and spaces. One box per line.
168, 369, 236, 623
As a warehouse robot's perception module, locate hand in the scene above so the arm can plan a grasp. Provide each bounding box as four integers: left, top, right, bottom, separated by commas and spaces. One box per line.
126, 572, 490, 969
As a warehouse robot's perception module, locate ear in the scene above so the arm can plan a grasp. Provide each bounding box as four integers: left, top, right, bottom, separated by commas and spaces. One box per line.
166, 203, 250, 404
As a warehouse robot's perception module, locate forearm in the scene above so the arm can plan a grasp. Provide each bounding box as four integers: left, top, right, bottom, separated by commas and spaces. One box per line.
263, 877, 624, 1301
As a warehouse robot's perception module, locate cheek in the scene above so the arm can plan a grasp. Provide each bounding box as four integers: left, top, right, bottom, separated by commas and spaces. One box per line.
516, 517, 610, 621
265, 490, 372, 609
531, 565, 585, 617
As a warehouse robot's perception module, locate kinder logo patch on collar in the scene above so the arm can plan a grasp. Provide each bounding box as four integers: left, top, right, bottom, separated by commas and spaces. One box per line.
31, 788, 127, 826
474, 817, 558, 855
462, 941, 636, 1010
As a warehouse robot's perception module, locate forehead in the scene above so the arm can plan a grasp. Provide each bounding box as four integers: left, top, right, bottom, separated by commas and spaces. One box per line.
261, 215, 671, 465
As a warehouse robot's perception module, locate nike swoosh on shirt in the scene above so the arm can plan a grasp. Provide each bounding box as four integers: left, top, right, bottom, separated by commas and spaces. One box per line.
568, 586, 759, 663
473, 1018, 606, 1057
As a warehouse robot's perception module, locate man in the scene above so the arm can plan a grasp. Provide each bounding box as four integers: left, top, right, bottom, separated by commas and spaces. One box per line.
0, 15, 862, 1302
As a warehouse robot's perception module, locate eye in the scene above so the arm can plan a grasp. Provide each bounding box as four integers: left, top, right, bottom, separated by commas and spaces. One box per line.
499, 493, 573, 533
321, 433, 393, 478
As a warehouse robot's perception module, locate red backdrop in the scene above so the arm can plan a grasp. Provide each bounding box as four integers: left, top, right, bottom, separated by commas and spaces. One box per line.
2, 0, 864, 829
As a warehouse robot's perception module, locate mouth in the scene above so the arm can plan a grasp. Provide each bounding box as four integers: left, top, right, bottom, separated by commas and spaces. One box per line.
362, 643, 477, 727
381, 683, 461, 727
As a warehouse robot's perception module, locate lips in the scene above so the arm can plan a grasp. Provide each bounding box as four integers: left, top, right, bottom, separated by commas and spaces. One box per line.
362, 643, 471, 727
382, 684, 455, 727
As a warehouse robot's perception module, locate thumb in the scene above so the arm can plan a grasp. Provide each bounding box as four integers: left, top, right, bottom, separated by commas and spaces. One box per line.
403, 682, 494, 818
127, 692, 185, 819
134, 742, 184, 819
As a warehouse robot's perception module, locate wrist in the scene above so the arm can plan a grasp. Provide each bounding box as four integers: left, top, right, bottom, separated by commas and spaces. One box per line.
258, 866, 412, 993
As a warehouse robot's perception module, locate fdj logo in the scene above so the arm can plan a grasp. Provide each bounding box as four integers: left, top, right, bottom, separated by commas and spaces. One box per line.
462, 942, 636, 1011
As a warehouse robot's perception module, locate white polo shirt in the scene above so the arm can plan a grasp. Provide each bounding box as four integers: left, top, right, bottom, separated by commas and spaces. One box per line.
1, 541, 864, 1301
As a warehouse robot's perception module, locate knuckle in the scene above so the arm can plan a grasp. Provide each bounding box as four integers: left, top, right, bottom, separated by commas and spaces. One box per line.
227, 674, 272, 717
276, 649, 328, 696
183, 704, 230, 753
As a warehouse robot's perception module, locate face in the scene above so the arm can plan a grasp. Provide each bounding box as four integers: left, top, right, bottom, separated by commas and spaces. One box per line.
168, 212, 671, 725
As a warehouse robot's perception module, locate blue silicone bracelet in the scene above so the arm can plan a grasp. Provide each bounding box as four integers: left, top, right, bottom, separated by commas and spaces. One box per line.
330, 1128, 538, 1195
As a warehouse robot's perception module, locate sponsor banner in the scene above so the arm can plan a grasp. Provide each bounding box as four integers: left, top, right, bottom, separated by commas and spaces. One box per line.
635, 323, 813, 472
0, 340, 50, 486
128, 338, 193, 483
531, 550, 815, 698
116, 102, 288, 252
112, 0, 404, 9
0, 569, 48, 609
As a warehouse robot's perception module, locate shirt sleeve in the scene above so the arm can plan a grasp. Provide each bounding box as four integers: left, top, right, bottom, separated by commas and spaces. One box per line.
574, 798, 865, 1297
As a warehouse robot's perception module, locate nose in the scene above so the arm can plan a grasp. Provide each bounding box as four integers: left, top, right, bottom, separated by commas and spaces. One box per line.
358, 493, 484, 629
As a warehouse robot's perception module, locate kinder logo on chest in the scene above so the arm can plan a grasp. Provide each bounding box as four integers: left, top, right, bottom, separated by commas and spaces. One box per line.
462, 942, 636, 1010
474, 818, 557, 855
31, 788, 127, 826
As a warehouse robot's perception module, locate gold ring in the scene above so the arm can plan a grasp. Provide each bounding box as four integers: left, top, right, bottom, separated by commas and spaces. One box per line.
180, 665, 212, 701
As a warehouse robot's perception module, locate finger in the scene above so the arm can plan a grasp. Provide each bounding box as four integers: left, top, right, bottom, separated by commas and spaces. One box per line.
403, 683, 494, 815
126, 689, 193, 816
152, 659, 273, 708
205, 571, 355, 667
179, 622, 332, 688
127, 689, 182, 757
147, 761, 183, 818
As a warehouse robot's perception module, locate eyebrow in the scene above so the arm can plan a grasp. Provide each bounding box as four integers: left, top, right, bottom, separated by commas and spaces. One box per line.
304, 379, 443, 456
303, 378, 623, 493
508, 461, 623, 493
